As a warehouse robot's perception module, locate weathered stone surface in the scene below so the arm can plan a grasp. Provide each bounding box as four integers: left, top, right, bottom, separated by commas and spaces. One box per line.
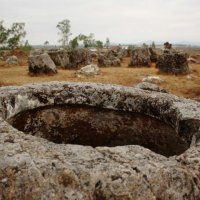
8, 104, 187, 157
190, 54, 200, 63
76, 64, 100, 76
48, 49, 69, 68
156, 51, 189, 74
67, 48, 91, 69
0, 82, 200, 199
28, 53, 57, 75
30, 49, 44, 56
30, 48, 91, 69
142, 76, 164, 84
164, 42, 172, 50
97, 50, 122, 67
97, 54, 108, 67
6, 56, 19, 65
129, 48, 151, 67
134, 82, 167, 93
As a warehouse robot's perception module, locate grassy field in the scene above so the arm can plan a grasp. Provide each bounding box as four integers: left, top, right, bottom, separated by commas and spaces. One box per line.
0, 57, 200, 99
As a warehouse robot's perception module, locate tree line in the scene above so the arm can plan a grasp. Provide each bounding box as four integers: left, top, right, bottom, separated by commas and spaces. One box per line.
0, 19, 110, 50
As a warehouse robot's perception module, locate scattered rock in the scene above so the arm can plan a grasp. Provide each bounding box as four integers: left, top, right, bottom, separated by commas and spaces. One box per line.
28, 53, 57, 75
186, 74, 197, 80
156, 51, 189, 74
76, 64, 100, 77
190, 54, 200, 63
142, 76, 164, 84
6, 56, 19, 65
134, 82, 167, 93
129, 48, 151, 67
188, 57, 199, 64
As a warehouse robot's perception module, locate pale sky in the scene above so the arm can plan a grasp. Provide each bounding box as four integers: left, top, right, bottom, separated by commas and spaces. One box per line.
0, 0, 200, 45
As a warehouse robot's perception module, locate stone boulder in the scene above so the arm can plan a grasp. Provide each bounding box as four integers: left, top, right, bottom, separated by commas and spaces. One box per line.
47, 49, 69, 68
142, 76, 164, 84
67, 48, 91, 69
76, 64, 100, 76
190, 54, 200, 63
97, 54, 109, 67
6, 56, 19, 65
28, 53, 57, 75
188, 57, 199, 64
156, 51, 189, 74
0, 82, 200, 199
164, 42, 172, 50
129, 48, 151, 67
134, 82, 167, 93
30, 48, 91, 69
97, 50, 122, 67
149, 47, 158, 62
30, 49, 45, 56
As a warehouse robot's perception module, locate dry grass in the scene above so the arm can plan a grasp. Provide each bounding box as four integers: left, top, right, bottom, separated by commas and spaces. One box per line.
0, 57, 200, 99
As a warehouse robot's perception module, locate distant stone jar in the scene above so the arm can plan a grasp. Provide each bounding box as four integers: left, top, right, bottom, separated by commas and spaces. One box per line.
156, 51, 189, 74
129, 48, 151, 67
28, 53, 57, 75
6, 55, 19, 65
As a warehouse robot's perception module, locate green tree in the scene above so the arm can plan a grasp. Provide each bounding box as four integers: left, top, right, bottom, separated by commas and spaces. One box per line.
19, 40, 32, 52
0, 20, 9, 46
79, 33, 95, 48
142, 43, 148, 48
7, 22, 26, 49
96, 40, 103, 48
57, 19, 72, 47
44, 41, 49, 49
151, 41, 156, 48
69, 36, 79, 49
128, 45, 135, 50
95, 40, 103, 49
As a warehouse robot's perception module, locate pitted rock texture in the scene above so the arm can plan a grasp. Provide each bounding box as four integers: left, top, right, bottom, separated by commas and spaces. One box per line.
134, 82, 167, 93
129, 48, 151, 67
67, 49, 91, 69
0, 82, 200, 199
8, 105, 188, 157
48, 49, 91, 69
76, 64, 100, 77
28, 53, 57, 75
156, 50, 189, 74
48, 49, 70, 68
97, 50, 122, 67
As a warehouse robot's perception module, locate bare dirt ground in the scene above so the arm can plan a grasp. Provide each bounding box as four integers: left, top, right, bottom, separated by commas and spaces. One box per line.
0, 53, 200, 99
